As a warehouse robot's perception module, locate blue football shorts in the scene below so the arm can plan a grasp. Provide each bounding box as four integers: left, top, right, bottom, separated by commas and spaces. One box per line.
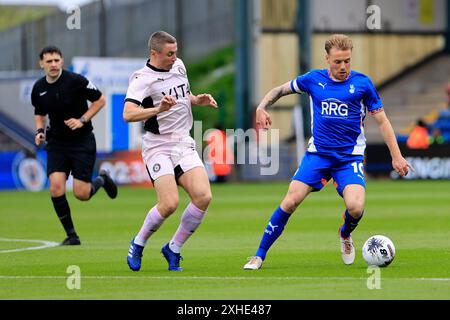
292, 151, 366, 197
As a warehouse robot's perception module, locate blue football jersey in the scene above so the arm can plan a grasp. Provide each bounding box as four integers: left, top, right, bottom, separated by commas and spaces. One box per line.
290, 69, 383, 155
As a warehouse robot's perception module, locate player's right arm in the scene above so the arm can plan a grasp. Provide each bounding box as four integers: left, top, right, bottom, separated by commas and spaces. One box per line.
31, 83, 47, 145
123, 72, 176, 122
34, 115, 46, 145
256, 81, 293, 129
123, 95, 176, 122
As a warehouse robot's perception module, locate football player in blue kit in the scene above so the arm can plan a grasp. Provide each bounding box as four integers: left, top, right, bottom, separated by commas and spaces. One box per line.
244, 34, 413, 270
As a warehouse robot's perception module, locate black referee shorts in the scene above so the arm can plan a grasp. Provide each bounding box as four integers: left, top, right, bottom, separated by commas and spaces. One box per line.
46, 133, 97, 182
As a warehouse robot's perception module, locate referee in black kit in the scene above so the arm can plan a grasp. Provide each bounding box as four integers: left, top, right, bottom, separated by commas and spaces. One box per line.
31, 45, 118, 245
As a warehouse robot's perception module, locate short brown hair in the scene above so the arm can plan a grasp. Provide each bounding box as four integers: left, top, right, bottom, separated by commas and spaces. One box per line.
148, 31, 176, 52
325, 34, 353, 54
39, 45, 62, 60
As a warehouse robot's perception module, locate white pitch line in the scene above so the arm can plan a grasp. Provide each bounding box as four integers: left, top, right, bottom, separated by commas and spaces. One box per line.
0, 238, 59, 253
0, 275, 448, 282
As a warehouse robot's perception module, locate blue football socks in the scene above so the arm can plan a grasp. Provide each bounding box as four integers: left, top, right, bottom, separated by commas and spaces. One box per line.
255, 207, 292, 260
340, 209, 363, 238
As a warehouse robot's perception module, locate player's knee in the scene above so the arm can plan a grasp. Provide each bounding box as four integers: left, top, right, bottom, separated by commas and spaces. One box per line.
281, 197, 299, 213
347, 202, 364, 218
73, 189, 90, 201
192, 190, 212, 210
49, 184, 65, 197
159, 199, 179, 215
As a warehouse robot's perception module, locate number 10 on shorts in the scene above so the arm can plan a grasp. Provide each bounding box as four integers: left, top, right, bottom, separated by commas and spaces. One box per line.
351, 161, 364, 175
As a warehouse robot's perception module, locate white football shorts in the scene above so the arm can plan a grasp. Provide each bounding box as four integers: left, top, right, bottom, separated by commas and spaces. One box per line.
142, 133, 204, 182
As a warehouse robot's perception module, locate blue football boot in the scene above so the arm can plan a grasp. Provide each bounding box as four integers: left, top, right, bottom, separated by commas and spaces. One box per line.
127, 238, 144, 271
161, 243, 183, 271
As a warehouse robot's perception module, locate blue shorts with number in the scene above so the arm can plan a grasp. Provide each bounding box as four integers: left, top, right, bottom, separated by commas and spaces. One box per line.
292, 151, 365, 197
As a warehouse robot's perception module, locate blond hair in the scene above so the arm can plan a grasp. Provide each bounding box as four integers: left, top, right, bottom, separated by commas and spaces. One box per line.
148, 31, 176, 52
325, 34, 353, 54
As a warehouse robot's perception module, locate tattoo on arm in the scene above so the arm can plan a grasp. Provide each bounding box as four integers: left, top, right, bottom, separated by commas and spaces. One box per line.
260, 85, 291, 109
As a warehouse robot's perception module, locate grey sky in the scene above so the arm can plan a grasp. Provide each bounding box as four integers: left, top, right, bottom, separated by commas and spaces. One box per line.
0, 0, 95, 10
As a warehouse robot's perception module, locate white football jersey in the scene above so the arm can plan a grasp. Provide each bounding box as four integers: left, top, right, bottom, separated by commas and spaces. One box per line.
125, 58, 193, 136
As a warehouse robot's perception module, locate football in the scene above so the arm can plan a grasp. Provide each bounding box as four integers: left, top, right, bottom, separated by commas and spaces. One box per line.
362, 235, 396, 267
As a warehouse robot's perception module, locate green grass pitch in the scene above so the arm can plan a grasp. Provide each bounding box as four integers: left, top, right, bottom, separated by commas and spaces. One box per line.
0, 180, 449, 299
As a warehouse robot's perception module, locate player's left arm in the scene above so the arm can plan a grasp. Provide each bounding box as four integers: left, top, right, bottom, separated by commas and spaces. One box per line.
80, 94, 106, 123
372, 110, 414, 177
64, 94, 106, 130
190, 93, 218, 108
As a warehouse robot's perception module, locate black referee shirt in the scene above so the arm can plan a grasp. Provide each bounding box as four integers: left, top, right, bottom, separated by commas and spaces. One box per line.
31, 69, 102, 140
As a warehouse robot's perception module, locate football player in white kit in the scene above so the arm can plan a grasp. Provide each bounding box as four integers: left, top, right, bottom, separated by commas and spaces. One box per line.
123, 31, 218, 271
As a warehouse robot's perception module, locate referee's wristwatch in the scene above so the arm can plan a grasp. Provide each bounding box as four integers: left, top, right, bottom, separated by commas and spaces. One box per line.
79, 116, 87, 125
35, 128, 45, 136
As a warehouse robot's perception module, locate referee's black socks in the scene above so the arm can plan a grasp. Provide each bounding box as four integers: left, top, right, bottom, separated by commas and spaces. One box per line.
89, 175, 105, 199
51, 194, 77, 236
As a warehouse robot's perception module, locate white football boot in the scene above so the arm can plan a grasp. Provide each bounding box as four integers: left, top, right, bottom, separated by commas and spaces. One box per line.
340, 235, 355, 265
243, 256, 263, 270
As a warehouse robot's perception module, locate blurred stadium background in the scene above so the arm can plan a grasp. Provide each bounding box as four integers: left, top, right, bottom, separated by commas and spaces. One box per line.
1, 0, 450, 190
0, 0, 449, 301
